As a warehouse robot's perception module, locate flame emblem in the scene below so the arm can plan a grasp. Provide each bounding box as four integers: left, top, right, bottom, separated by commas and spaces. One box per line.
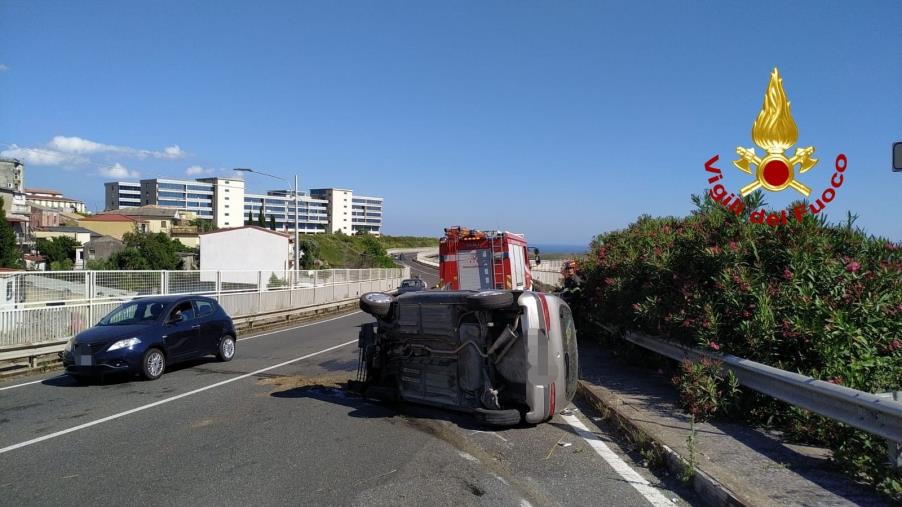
733, 68, 817, 196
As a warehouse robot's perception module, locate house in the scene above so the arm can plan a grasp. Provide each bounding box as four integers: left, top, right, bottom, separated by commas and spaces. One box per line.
23, 253, 46, 271
33, 226, 96, 246
83, 236, 125, 263
24, 188, 87, 214
29, 204, 60, 228
199, 226, 293, 285
103, 205, 200, 248
77, 214, 140, 240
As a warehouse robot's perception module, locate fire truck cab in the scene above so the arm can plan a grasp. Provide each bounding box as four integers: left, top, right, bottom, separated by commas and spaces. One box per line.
439, 227, 534, 291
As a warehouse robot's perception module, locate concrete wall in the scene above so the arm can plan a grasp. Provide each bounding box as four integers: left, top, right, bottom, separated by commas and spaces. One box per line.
199, 227, 290, 284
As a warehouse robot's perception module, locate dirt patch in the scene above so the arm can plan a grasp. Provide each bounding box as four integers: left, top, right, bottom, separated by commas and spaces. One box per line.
256, 372, 352, 391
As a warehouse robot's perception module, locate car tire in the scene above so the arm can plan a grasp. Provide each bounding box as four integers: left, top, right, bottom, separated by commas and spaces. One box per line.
474, 407, 521, 426
466, 290, 515, 310
360, 292, 393, 318
141, 348, 166, 381
217, 335, 236, 362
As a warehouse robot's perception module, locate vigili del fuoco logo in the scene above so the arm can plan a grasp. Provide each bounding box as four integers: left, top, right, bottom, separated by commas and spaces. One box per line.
704, 68, 848, 226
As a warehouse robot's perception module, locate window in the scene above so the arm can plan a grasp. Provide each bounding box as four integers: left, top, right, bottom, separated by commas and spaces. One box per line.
224, 212, 229, 216
161, 221, 167, 228
195, 299, 214, 317
224, 197, 229, 200
168, 301, 195, 322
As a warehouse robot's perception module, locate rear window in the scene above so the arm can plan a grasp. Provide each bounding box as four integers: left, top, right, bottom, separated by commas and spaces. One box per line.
196, 300, 215, 317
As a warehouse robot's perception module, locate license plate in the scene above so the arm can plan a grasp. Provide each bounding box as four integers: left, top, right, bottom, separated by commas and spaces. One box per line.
76, 354, 93, 366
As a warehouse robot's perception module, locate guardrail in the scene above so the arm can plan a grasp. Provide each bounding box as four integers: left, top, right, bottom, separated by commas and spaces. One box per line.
0, 268, 408, 355
624, 332, 902, 466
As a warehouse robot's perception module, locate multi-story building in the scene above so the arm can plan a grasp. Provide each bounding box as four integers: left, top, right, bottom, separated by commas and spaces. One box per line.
243, 190, 330, 233
0, 157, 30, 247
25, 188, 86, 214
104, 178, 383, 235
310, 188, 383, 235
104, 181, 141, 209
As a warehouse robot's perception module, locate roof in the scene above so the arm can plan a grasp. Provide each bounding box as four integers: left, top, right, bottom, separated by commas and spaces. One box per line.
198, 225, 291, 239
85, 235, 124, 244
26, 195, 83, 203
25, 188, 63, 196
38, 226, 95, 234
24, 254, 45, 262
130, 294, 216, 304
80, 214, 137, 223
104, 205, 179, 218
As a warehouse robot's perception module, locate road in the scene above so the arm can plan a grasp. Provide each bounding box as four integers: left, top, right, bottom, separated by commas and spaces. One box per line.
0, 261, 698, 506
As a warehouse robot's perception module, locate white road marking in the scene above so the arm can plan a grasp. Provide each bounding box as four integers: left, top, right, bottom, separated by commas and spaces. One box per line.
0, 311, 365, 392
0, 339, 357, 455
458, 451, 479, 462
236, 310, 362, 342
0, 376, 64, 392
561, 414, 675, 507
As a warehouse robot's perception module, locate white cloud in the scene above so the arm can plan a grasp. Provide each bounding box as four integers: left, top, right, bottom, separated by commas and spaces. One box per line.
0, 145, 87, 166
185, 165, 213, 176
48, 135, 186, 159
98, 163, 139, 179
0, 64, 8, 72
162, 145, 185, 159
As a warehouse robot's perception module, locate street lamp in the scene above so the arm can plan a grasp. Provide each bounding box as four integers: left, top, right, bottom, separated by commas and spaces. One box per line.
233, 168, 300, 272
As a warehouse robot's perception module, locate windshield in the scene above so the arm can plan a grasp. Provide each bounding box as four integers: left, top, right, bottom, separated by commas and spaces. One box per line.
98, 300, 166, 326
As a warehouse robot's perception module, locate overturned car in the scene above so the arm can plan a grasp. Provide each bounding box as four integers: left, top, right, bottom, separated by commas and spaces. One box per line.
352, 289, 578, 426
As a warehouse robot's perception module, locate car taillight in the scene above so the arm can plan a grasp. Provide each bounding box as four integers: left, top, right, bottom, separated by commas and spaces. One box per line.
549, 382, 556, 416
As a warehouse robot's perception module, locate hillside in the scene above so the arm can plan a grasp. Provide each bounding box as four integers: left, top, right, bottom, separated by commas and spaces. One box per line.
301, 234, 437, 269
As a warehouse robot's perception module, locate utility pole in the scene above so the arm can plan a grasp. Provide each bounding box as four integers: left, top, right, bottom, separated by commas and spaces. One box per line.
294, 173, 300, 271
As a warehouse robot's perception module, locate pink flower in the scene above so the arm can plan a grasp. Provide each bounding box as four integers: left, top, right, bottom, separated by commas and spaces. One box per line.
604, 277, 616, 286
708, 341, 721, 351
729, 241, 739, 252
828, 376, 844, 385
845, 261, 860, 273
782, 268, 793, 280
631, 303, 641, 311
709, 245, 723, 255
888, 339, 902, 352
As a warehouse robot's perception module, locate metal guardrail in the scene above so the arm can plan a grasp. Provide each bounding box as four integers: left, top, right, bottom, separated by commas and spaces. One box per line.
0, 268, 408, 354
624, 333, 902, 457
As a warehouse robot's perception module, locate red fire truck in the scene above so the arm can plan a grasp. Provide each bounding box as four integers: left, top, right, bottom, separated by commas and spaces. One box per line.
438, 226, 535, 291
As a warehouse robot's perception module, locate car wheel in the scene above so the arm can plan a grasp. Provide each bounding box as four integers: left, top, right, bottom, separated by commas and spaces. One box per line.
474, 408, 522, 426
141, 348, 166, 381
360, 292, 393, 318
466, 290, 515, 310
217, 335, 236, 362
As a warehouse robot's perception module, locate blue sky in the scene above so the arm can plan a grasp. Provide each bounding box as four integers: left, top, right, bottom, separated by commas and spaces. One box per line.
1, 1, 900, 244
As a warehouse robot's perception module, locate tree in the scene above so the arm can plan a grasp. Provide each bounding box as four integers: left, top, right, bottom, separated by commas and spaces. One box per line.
106, 232, 189, 270
36, 236, 80, 265
257, 210, 265, 228
247, 210, 253, 226
269, 214, 276, 231
0, 197, 21, 268
297, 238, 320, 269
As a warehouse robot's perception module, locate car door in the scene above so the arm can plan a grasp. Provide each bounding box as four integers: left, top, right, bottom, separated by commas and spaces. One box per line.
163, 300, 199, 360
192, 299, 219, 353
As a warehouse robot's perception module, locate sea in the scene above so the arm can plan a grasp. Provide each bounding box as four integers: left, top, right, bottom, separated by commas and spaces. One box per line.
530, 243, 589, 255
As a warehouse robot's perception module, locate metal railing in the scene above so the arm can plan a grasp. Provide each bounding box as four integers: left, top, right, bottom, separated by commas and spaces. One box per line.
0, 268, 408, 350
624, 332, 902, 467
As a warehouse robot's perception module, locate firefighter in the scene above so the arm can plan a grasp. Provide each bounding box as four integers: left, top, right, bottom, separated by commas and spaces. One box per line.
559, 261, 583, 318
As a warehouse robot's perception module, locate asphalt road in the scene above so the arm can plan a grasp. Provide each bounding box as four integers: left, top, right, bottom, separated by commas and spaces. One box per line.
0, 264, 698, 506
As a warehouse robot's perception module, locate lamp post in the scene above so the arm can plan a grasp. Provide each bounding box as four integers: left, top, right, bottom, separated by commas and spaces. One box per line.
234, 168, 300, 273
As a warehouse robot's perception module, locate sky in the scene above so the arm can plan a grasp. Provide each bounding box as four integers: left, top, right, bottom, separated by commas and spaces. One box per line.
1, 1, 900, 245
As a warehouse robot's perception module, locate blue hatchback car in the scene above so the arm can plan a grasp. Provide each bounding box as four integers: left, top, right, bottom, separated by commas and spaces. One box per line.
62, 295, 237, 381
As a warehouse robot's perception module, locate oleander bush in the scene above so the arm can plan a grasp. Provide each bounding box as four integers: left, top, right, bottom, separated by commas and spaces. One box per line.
575, 192, 901, 498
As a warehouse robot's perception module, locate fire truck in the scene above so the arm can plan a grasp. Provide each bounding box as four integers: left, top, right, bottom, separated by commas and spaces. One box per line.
438, 226, 536, 291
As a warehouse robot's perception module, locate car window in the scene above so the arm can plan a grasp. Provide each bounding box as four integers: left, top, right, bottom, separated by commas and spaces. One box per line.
195, 299, 214, 317
169, 301, 196, 322
99, 301, 160, 326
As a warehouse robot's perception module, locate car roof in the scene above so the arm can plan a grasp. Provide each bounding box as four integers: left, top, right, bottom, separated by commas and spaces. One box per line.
130, 295, 216, 304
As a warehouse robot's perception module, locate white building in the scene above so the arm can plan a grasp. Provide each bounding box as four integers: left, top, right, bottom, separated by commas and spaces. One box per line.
104, 178, 383, 235
25, 188, 87, 214
243, 190, 329, 233
198, 226, 292, 285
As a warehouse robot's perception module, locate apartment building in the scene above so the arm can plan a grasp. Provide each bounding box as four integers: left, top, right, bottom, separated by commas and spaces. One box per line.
24, 188, 87, 214
104, 177, 383, 234
243, 190, 329, 233
104, 181, 141, 209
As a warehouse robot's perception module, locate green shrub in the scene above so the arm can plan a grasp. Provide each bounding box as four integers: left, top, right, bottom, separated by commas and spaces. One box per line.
576, 192, 901, 498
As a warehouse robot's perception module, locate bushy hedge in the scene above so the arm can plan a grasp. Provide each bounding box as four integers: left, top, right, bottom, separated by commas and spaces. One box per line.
575, 193, 901, 497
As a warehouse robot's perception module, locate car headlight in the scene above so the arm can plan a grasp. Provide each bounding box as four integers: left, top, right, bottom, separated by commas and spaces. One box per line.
107, 337, 141, 351
64, 337, 75, 352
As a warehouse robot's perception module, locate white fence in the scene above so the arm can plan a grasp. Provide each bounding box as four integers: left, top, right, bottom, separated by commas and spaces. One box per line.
0, 268, 408, 349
